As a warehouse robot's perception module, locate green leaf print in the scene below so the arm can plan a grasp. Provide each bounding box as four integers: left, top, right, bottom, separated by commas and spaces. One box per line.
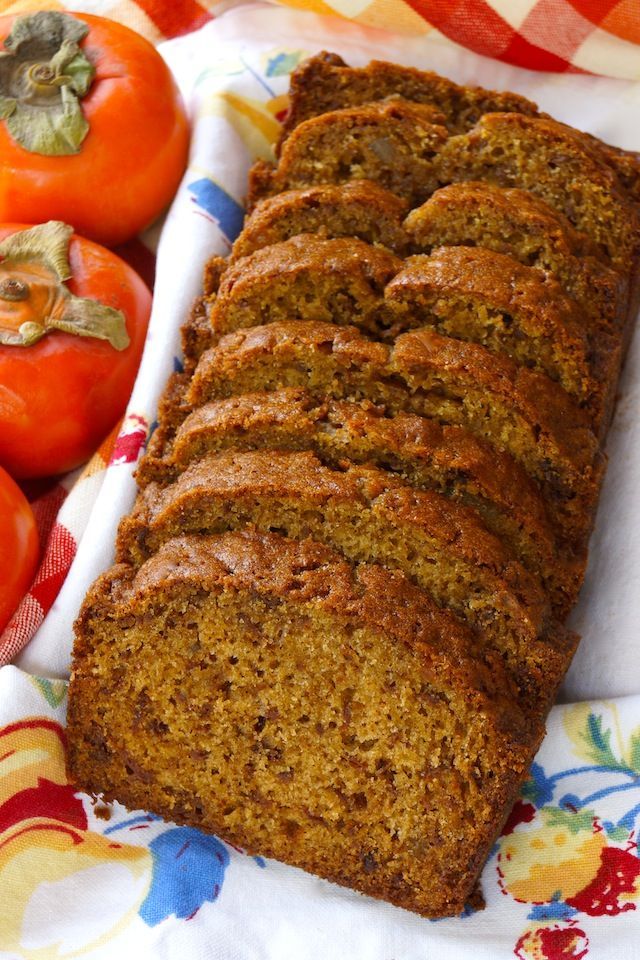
628, 729, 640, 774
542, 807, 597, 835
31, 676, 67, 708
580, 713, 624, 769
265, 51, 303, 77
606, 824, 630, 842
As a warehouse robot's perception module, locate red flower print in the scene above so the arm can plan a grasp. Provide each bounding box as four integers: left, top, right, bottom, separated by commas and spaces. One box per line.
566, 846, 640, 916
0, 779, 87, 833
109, 414, 148, 466
515, 922, 589, 960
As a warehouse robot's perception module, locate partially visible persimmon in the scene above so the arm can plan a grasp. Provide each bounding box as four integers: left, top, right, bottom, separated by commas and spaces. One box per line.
0, 221, 151, 478
0, 11, 189, 247
0, 465, 38, 633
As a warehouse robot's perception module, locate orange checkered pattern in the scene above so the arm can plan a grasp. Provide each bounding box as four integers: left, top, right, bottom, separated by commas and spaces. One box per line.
0, 1, 638, 76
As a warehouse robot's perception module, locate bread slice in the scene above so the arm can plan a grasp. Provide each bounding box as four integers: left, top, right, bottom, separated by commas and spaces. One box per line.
404, 182, 627, 334
188, 321, 602, 546
279, 53, 640, 204
117, 449, 575, 712
209, 235, 401, 341
143, 387, 578, 610
386, 246, 621, 434
436, 113, 640, 272
201, 238, 622, 425
232, 182, 409, 261
247, 100, 448, 210
67, 529, 541, 918
279, 51, 539, 143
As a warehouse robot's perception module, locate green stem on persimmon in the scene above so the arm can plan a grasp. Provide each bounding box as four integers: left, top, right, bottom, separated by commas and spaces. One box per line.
0, 222, 129, 350
0, 11, 95, 155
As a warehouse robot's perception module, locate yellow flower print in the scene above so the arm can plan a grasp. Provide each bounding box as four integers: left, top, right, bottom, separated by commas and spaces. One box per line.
0, 718, 152, 958
498, 821, 606, 903
200, 93, 282, 160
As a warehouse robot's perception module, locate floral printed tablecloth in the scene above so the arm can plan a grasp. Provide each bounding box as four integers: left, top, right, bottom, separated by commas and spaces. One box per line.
1, 3, 640, 958
3, 667, 640, 959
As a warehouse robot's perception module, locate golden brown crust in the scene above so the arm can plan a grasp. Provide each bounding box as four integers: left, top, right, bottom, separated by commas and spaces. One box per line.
281, 53, 640, 206
386, 246, 620, 433
135, 371, 193, 487
232, 181, 409, 260
210, 235, 401, 340
248, 100, 449, 210
78, 531, 524, 717
404, 182, 627, 333
176, 390, 548, 536
182, 252, 228, 364
279, 52, 539, 144
122, 448, 544, 607
194, 235, 622, 438
140, 385, 582, 616
395, 326, 599, 484
406, 181, 603, 262
202, 254, 227, 296
116, 448, 577, 716
188, 320, 601, 545
437, 113, 640, 271
182, 296, 214, 364
188, 320, 389, 405
175, 390, 577, 576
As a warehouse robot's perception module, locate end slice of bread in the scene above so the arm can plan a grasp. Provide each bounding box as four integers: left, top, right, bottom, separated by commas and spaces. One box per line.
67, 529, 542, 918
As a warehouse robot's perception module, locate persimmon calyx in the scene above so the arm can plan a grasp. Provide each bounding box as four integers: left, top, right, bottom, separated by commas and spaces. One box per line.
0, 11, 95, 155
0, 222, 129, 350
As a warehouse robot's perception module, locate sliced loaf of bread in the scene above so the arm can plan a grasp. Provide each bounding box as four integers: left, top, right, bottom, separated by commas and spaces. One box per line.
232, 182, 409, 260
136, 386, 578, 613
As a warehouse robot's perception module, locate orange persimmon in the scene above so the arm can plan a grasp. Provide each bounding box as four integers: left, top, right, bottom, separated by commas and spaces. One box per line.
0, 221, 151, 478
0, 465, 38, 633
0, 11, 189, 247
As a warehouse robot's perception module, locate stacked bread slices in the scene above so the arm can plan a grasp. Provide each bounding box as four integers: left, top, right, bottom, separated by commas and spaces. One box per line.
66, 53, 640, 918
